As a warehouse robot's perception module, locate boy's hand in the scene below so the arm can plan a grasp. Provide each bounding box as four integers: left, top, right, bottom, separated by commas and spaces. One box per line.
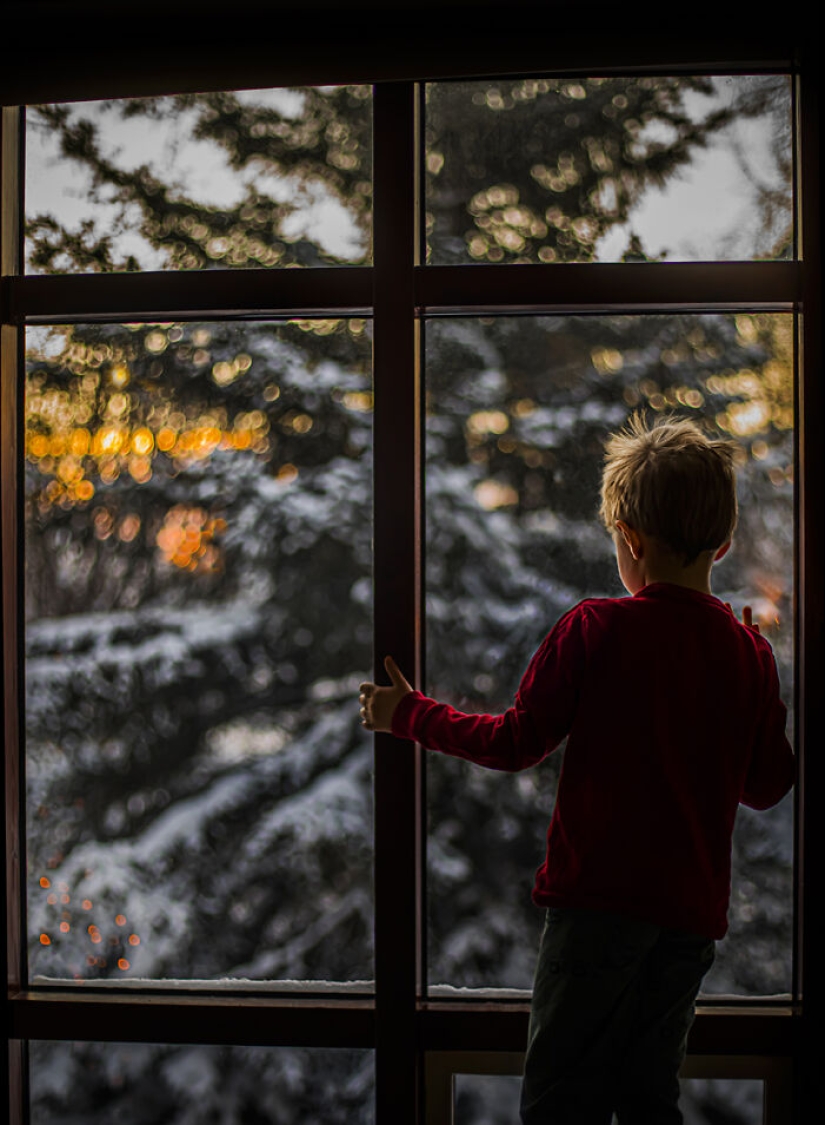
359, 656, 413, 733
727, 603, 760, 633
741, 605, 760, 633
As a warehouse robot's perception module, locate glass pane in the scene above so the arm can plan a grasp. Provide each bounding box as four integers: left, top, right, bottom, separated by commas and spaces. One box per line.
29, 1042, 374, 1124
425, 76, 792, 264
26, 86, 372, 273
26, 318, 373, 985
681, 1079, 765, 1125
425, 314, 794, 995
454, 1075, 522, 1125
453, 1074, 764, 1125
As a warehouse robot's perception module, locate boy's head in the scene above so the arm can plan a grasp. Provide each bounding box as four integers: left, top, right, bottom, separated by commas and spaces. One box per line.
600, 413, 738, 566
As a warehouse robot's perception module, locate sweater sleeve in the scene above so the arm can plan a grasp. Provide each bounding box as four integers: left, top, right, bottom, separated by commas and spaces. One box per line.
740, 645, 796, 810
390, 604, 586, 771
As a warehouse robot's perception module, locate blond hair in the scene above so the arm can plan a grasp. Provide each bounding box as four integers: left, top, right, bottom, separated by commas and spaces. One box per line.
600, 413, 738, 564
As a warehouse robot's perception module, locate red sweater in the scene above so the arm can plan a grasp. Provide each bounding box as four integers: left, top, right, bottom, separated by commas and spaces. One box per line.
392, 582, 795, 939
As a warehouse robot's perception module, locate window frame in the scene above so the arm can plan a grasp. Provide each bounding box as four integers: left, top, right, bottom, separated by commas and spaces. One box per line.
2, 10, 822, 1124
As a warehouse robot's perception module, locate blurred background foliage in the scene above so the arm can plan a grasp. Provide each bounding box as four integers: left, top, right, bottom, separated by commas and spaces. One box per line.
425, 75, 792, 263
27, 86, 372, 272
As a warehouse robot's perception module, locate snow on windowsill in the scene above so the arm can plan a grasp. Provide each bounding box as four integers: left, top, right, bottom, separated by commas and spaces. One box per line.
31, 976, 375, 994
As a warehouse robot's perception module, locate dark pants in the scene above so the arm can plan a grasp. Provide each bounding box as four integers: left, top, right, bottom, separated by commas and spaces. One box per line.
520, 907, 715, 1125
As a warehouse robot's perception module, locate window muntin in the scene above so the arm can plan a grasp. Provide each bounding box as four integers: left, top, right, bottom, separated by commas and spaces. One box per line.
25, 318, 374, 985
424, 76, 792, 265
25, 86, 373, 274
425, 313, 794, 996
28, 1041, 375, 1123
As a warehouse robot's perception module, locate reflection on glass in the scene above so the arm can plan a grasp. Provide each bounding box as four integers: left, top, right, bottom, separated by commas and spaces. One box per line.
25, 86, 372, 273
26, 319, 373, 984
425, 76, 792, 264
425, 314, 794, 996
29, 1042, 375, 1124
453, 1074, 763, 1125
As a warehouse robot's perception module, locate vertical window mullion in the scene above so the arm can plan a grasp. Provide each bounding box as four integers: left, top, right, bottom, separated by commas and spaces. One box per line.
2, 102, 26, 1125
795, 57, 823, 1121
372, 81, 422, 1125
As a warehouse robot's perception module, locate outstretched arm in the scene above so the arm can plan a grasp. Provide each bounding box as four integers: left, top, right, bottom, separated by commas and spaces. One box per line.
360, 659, 546, 769
357, 605, 585, 771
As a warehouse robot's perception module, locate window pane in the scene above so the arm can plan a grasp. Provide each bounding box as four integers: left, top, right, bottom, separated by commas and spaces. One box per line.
425, 314, 794, 995
454, 1075, 522, 1125
25, 86, 372, 273
25, 318, 373, 985
29, 1042, 374, 1124
453, 1074, 764, 1124
425, 76, 792, 264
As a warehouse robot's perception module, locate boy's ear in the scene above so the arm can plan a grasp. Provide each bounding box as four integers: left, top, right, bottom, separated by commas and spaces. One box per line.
615, 520, 642, 560
714, 541, 732, 562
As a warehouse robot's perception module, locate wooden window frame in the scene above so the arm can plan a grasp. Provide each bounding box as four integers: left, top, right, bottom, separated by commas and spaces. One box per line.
2, 8, 822, 1123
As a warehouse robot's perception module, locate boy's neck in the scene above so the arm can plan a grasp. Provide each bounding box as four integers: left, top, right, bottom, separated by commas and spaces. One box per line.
638, 535, 722, 595
640, 554, 715, 595
615, 523, 728, 597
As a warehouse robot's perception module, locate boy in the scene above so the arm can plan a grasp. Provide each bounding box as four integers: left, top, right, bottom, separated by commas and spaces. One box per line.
359, 413, 795, 1124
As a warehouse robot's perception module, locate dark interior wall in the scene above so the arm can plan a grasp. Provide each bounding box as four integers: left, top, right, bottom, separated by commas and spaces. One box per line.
2, 1, 799, 105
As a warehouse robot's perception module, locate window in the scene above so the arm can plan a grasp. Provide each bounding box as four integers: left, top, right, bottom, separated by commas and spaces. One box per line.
424, 312, 795, 1000
25, 314, 375, 990
3, 9, 821, 1124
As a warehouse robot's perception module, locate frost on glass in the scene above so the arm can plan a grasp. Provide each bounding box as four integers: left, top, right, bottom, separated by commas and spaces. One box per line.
29, 1042, 375, 1125
425, 314, 794, 996
453, 1074, 764, 1125
25, 318, 373, 985
25, 86, 372, 273
425, 76, 792, 264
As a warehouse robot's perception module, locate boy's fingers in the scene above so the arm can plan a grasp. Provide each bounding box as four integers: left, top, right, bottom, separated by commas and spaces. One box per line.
360, 701, 373, 727
741, 607, 761, 632
384, 655, 405, 686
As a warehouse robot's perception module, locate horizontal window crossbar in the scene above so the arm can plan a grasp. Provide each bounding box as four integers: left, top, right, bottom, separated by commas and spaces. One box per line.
10, 992, 801, 1055
9, 991, 376, 1048
3, 268, 374, 324
4, 262, 799, 326
418, 1005, 800, 1055
415, 262, 800, 314
2, 9, 795, 106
